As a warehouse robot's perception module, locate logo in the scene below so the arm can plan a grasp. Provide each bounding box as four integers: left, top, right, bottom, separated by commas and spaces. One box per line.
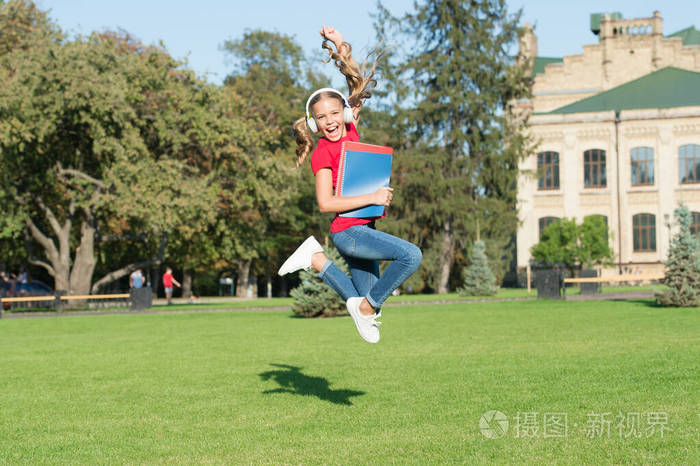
480, 410, 509, 439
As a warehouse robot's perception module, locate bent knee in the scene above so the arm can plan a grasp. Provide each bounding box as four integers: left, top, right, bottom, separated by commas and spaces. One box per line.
403, 244, 422, 270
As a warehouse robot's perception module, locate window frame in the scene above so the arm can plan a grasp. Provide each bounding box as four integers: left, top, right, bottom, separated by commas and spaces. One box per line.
584, 149, 607, 188
537, 151, 560, 191
679, 144, 700, 184
691, 212, 700, 237
630, 146, 654, 186
632, 213, 656, 253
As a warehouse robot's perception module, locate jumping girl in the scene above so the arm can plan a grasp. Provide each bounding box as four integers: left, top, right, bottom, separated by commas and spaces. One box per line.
278, 25, 422, 344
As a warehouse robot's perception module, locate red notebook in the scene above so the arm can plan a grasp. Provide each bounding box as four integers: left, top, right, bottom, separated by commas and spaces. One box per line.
335, 141, 393, 218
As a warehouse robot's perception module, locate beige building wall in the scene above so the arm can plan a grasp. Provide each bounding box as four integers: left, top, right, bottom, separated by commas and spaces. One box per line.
517, 12, 700, 275
518, 108, 700, 275
527, 12, 700, 113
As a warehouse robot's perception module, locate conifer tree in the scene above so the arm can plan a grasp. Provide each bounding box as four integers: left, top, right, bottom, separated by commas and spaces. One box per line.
290, 247, 349, 318
656, 205, 700, 307
375, 0, 532, 293
458, 240, 498, 296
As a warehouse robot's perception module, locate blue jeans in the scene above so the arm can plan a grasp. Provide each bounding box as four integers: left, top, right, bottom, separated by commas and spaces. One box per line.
318, 224, 422, 310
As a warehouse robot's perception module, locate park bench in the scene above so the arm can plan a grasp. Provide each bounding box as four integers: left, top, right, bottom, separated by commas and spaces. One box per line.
0, 292, 145, 316
562, 273, 665, 297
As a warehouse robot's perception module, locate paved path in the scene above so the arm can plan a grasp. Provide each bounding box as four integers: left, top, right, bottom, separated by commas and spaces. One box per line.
1, 292, 657, 319
2, 296, 539, 319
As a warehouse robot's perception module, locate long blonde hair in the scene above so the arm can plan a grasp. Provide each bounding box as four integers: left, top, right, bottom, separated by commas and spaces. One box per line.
294, 41, 380, 167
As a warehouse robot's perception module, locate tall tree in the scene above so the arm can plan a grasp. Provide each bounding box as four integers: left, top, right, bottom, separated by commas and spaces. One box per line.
656, 205, 700, 307
375, 0, 532, 293
0, 3, 230, 295
221, 30, 328, 296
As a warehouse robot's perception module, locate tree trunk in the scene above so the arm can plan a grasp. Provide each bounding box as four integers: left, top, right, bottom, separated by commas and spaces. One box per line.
24, 201, 72, 293
437, 219, 456, 294
236, 260, 251, 298
69, 218, 97, 296
151, 268, 160, 297
247, 274, 257, 298
182, 269, 193, 298
265, 275, 272, 298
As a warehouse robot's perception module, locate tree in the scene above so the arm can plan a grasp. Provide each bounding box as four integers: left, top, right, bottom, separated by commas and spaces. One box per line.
578, 215, 614, 268
0, 4, 229, 295
375, 0, 533, 293
458, 240, 498, 296
221, 30, 329, 296
530, 216, 614, 274
290, 246, 349, 317
530, 219, 580, 272
656, 205, 700, 307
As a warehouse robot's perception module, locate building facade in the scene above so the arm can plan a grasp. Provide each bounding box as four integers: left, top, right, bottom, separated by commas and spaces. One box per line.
516, 12, 700, 276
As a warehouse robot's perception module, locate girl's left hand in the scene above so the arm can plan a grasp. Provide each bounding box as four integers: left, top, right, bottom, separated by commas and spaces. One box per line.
320, 25, 344, 46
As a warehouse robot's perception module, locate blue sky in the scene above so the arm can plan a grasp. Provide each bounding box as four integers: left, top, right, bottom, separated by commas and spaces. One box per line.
36, 0, 699, 84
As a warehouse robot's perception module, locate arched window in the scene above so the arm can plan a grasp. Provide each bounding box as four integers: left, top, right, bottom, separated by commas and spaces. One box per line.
679, 144, 700, 184
537, 151, 560, 190
631, 147, 654, 186
538, 216, 559, 238
633, 214, 656, 252
584, 149, 606, 188
691, 212, 700, 237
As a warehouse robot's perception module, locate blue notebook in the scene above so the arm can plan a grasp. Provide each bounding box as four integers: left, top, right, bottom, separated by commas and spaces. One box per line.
335, 141, 393, 218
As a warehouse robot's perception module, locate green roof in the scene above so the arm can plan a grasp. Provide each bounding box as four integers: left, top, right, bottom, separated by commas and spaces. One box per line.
532, 56, 563, 77
667, 26, 700, 46
548, 67, 700, 114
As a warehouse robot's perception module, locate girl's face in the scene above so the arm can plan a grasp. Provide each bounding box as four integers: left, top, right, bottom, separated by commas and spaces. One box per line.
311, 96, 347, 142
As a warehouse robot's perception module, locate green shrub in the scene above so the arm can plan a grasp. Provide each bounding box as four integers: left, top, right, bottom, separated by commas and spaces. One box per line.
290, 246, 349, 317
656, 204, 700, 307
458, 241, 498, 296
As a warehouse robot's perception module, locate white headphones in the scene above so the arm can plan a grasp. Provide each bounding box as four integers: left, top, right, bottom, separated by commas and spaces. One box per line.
305, 88, 354, 133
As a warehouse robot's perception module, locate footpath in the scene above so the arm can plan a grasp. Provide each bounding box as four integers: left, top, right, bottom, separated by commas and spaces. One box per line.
0, 290, 656, 319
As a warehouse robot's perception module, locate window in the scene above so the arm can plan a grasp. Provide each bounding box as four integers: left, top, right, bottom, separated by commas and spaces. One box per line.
537, 151, 560, 190
538, 216, 558, 238
679, 144, 700, 184
633, 214, 656, 252
691, 212, 700, 237
631, 147, 654, 186
584, 149, 606, 188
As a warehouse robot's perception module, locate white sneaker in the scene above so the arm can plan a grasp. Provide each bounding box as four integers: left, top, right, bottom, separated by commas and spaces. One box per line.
278, 236, 324, 276
346, 297, 381, 344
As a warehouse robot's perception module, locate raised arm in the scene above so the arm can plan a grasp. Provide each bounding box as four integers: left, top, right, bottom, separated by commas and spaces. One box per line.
320, 25, 377, 125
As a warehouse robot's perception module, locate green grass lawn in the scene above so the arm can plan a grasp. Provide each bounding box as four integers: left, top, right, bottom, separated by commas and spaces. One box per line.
1, 299, 697, 464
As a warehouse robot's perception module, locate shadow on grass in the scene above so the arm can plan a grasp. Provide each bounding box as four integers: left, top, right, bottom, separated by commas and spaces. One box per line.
259, 363, 365, 406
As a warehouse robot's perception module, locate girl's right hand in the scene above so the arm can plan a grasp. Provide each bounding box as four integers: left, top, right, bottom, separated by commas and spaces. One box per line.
374, 187, 393, 206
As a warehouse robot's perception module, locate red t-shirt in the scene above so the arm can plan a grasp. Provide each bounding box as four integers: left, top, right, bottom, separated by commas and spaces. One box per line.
162, 272, 173, 288
310, 123, 385, 233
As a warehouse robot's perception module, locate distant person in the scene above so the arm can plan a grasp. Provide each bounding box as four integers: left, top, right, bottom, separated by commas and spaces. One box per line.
16, 266, 28, 284
162, 268, 181, 305
129, 269, 144, 289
